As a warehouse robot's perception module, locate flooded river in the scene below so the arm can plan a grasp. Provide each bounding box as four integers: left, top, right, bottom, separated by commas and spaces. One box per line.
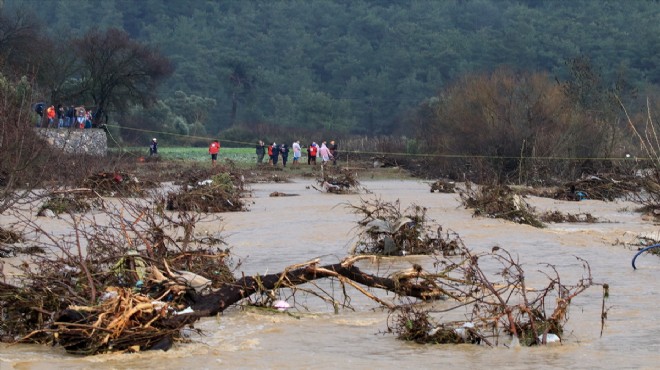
2, 179, 660, 369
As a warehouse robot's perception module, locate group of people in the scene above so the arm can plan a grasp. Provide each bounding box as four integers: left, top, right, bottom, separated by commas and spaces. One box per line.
35, 103, 95, 129
145, 138, 336, 168
256, 140, 338, 167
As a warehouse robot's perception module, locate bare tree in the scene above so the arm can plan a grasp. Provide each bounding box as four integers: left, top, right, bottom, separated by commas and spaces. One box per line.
0, 74, 49, 214
0, 7, 45, 77
70, 28, 173, 126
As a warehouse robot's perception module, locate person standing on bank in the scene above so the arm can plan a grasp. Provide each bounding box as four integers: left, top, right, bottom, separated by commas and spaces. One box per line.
256, 140, 266, 164
292, 140, 301, 167
328, 140, 338, 165
308, 142, 318, 165
271, 142, 279, 166
280, 143, 290, 167
209, 140, 220, 166
318, 141, 333, 164
149, 138, 158, 156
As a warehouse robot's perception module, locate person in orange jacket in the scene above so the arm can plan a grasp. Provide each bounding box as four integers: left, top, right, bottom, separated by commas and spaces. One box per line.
267, 143, 274, 165
209, 140, 220, 166
46, 105, 56, 128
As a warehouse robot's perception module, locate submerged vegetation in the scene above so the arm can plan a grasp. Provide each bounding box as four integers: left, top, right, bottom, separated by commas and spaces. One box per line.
389, 245, 607, 347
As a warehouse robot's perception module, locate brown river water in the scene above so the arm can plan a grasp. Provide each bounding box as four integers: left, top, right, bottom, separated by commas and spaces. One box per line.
2, 179, 660, 369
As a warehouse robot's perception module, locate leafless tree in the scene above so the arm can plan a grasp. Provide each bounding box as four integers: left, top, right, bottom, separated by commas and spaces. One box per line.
70, 28, 173, 126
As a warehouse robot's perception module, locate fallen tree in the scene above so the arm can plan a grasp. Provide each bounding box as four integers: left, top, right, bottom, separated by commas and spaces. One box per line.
0, 197, 607, 354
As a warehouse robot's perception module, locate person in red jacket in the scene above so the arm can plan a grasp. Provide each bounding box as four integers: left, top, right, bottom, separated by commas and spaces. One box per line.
209, 140, 220, 166
46, 105, 56, 128
307, 142, 318, 165
267, 143, 274, 165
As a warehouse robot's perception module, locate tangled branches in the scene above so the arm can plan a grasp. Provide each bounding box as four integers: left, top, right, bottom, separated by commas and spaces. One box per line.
166, 169, 247, 212
459, 183, 545, 228
0, 198, 236, 352
314, 165, 363, 194
347, 198, 462, 256
388, 244, 605, 346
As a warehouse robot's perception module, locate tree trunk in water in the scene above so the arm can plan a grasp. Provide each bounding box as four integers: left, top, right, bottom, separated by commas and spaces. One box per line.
189, 261, 440, 317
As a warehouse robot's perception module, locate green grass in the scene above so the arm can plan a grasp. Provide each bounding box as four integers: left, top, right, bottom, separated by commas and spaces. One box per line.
113, 147, 256, 163
110, 146, 413, 179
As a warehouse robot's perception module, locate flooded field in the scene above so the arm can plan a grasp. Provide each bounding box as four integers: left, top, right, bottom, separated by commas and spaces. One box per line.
2, 179, 660, 369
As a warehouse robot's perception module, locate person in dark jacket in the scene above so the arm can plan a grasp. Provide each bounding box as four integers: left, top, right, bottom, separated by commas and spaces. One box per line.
328, 140, 338, 165
271, 142, 279, 166
66, 105, 75, 128
256, 140, 266, 164
149, 138, 158, 156
280, 143, 290, 167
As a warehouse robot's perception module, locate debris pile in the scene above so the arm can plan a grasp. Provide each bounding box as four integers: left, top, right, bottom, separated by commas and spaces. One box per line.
166, 172, 246, 212
553, 175, 641, 201
0, 227, 27, 257
429, 179, 456, 193
314, 166, 362, 194
51, 287, 198, 355
348, 198, 462, 256
459, 183, 545, 228
0, 201, 237, 354
539, 211, 598, 223
390, 306, 481, 344
37, 192, 104, 216
389, 246, 607, 346
81, 172, 146, 197
0, 226, 22, 244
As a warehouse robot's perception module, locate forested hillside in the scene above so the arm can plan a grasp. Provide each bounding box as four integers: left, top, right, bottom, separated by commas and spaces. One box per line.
3, 0, 659, 141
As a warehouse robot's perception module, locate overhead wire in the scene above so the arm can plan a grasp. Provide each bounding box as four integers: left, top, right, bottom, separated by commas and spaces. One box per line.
105, 124, 650, 162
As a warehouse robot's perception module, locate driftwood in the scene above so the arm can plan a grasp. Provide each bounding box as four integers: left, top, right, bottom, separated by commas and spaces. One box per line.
189, 258, 443, 317
4, 256, 443, 354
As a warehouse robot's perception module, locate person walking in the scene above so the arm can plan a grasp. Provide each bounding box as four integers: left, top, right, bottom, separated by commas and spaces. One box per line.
292, 140, 301, 167
256, 140, 266, 164
209, 140, 220, 166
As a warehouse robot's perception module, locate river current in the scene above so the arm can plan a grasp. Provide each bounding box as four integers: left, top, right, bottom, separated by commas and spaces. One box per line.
1, 179, 659, 369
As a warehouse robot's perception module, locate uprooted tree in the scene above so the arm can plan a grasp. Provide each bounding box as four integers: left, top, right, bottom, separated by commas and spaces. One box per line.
0, 195, 607, 354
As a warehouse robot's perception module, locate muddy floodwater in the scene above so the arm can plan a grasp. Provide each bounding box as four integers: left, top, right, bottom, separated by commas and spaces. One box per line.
2, 179, 660, 369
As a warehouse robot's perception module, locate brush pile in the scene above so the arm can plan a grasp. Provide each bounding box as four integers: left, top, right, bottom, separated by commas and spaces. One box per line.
539, 211, 598, 223
429, 179, 456, 193
0, 227, 25, 257
459, 183, 544, 228
81, 172, 147, 197
0, 200, 237, 354
388, 245, 606, 346
37, 192, 104, 216
166, 169, 247, 213
348, 198, 462, 256
315, 166, 362, 194
553, 175, 642, 201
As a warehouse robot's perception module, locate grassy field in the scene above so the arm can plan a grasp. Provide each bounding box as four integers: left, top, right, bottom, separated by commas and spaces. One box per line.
115, 146, 256, 163
111, 146, 412, 179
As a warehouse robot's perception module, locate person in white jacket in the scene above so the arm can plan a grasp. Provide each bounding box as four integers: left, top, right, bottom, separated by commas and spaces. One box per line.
292, 140, 301, 167
318, 141, 333, 164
